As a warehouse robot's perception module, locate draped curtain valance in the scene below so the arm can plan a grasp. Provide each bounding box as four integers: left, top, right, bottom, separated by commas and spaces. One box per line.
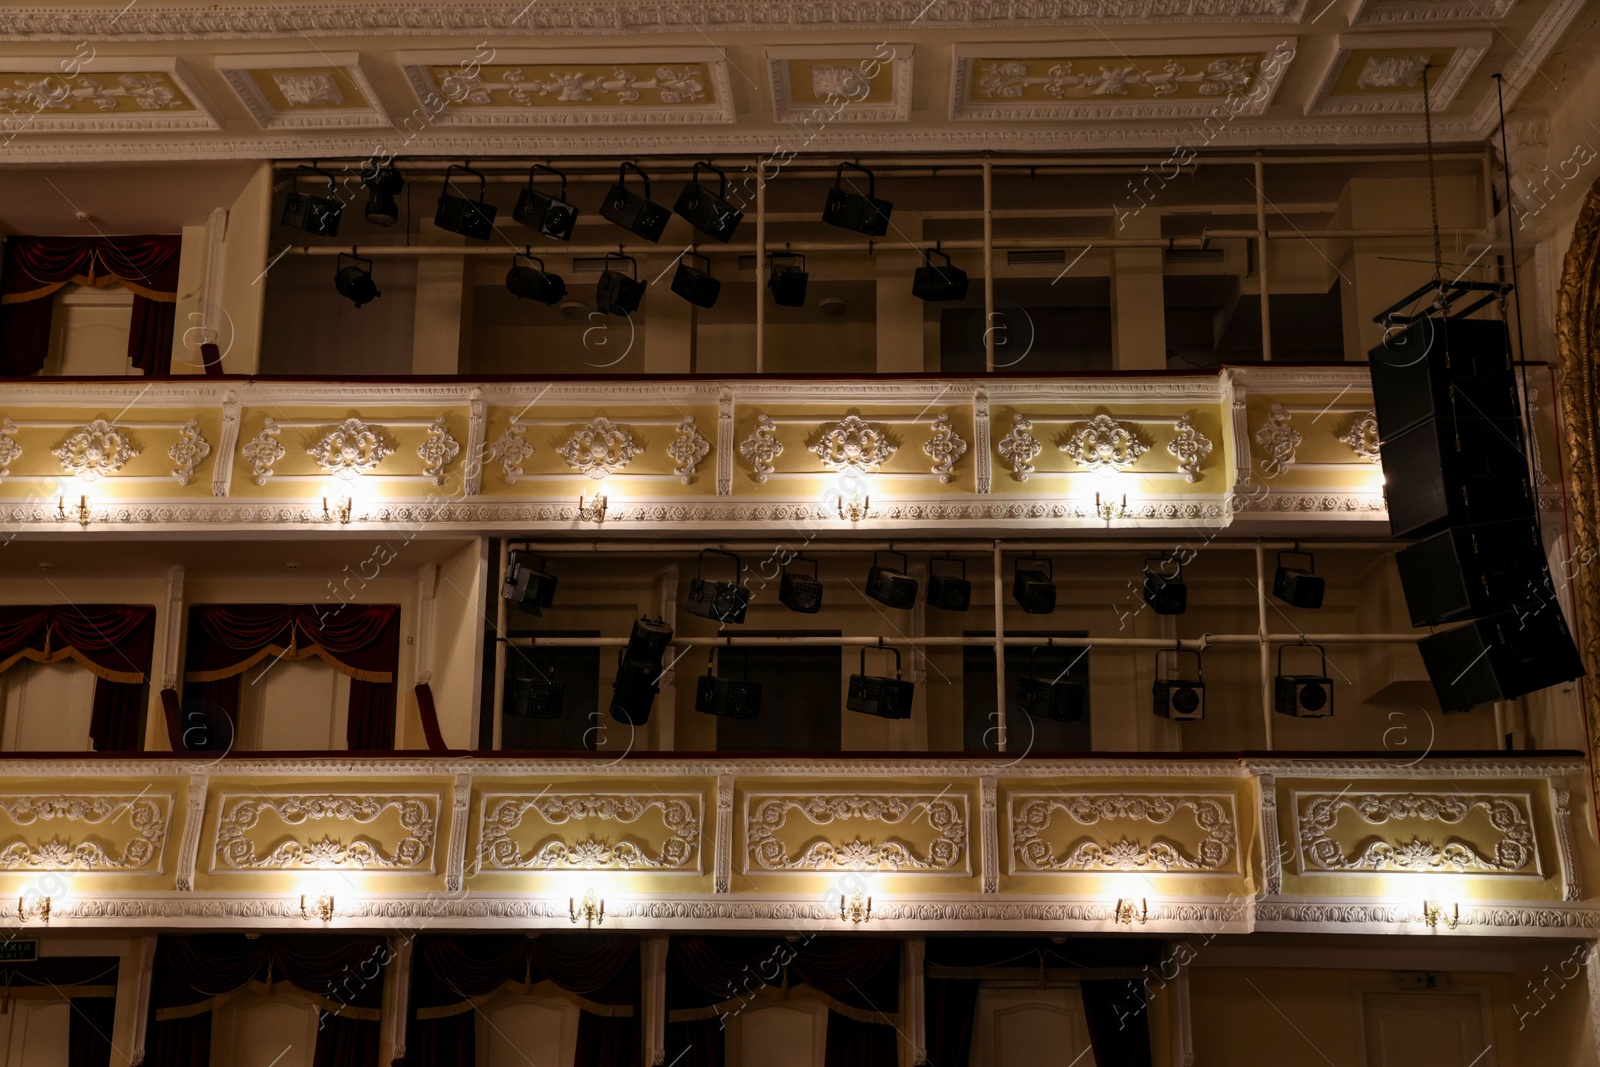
184, 604, 399, 684
0, 235, 181, 376
403, 934, 640, 1066
0, 605, 153, 752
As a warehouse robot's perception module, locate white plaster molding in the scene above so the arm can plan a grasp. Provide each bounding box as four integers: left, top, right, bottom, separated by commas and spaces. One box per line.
1168, 413, 1214, 482
714, 774, 734, 894
166, 417, 210, 486
922, 413, 967, 484
556, 417, 640, 479
1254, 403, 1301, 474
0, 419, 21, 477
739, 414, 783, 484
215, 52, 390, 130
766, 44, 914, 123
1260, 771, 1283, 895
716, 390, 734, 495
211, 391, 239, 497
1351, 0, 1516, 22
1553, 781, 1582, 902
1008, 792, 1238, 873
487, 419, 533, 485
666, 415, 711, 485
997, 413, 1042, 482
980, 776, 999, 893
1292, 790, 1539, 876
416, 415, 461, 486
0, 794, 171, 873
309, 416, 393, 478
809, 414, 898, 473
743, 793, 969, 874
972, 390, 992, 494
1059, 412, 1149, 473
1305, 31, 1491, 116
446, 774, 470, 892
52, 418, 139, 481
174, 777, 206, 892
160, 564, 184, 691
210, 793, 439, 873
241, 417, 285, 486
464, 390, 486, 495
478, 792, 702, 872
414, 564, 438, 688
0, 56, 219, 132
1338, 409, 1382, 463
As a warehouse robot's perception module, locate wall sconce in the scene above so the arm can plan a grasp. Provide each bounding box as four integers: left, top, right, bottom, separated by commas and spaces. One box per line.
837, 491, 871, 523
578, 494, 608, 525
1114, 898, 1147, 925
1423, 899, 1459, 929
570, 888, 605, 926
301, 892, 335, 922
322, 494, 353, 525
1095, 492, 1130, 522
58, 495, 90, 526
16, 896, 50, 923
840, 890, 873, 924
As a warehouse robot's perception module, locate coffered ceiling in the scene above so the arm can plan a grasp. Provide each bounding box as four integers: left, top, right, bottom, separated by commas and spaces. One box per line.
0, 0, 1589, 161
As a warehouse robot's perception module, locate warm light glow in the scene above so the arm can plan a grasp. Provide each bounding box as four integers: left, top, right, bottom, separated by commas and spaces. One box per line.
57, 495, 90, 526
1423, 898, 1459, 930
1114, 897, 1148, 925
15, 895, 51, 923
836, 490, 871, 522
300, 891, 335, 922
578, 493, 609, 524
570, 887, 605, 926
1094, 491, 1130, 522
840, 889, 873, 924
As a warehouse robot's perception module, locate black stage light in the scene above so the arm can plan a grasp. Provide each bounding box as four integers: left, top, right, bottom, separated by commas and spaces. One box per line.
927, 555, 972, 612
334, 252, 380, 308
610, 653, 660, 725
506, 655, 565, 719
822, 162, 892, 236
912, 247, 968, 301
505, 251, 567, 306
684, 548, 752, 624
595, 253, 645, 317
512, 164, 579, 242
671, 251, 721, 309
846, 646, 915, 719
501, 549, 558, 614
362, 165, 404, 227
778, 555, 823, 614
693, 648, 763, 719
1272, 549, 1325, 609
1011, 556, 1056, 615
600, 162, 671, 242
624, 615, 674, 667
1274, 644, 1334, 718
674, 161, 743, 243
1152, 647, 1205, 722
434, 163, 497, 240
1017, 646, 1087, 722
767, 252, 809, 307
865, 550, 917, 609
1142, 556, 1188, 616
282, 164, 344, 237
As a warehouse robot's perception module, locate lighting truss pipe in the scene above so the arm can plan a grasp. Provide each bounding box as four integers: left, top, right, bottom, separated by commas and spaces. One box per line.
983, 158, 995, 375
755, 156, 766, 375
289, 236, 1206, 258
1256, 543, 1273, 749
992, 539, 1006, 752
517, 539, 1406, 554
501, 633, 1418, 650
1255, 154, 1272, 364
491, 539, 510, 750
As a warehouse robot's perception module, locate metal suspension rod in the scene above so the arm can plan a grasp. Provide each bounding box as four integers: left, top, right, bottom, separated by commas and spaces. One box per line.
503, 539, 1407, 554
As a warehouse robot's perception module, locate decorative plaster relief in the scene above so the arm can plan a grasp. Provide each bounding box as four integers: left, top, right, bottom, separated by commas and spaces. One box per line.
922, 412, 968, 483
666, 415, 711, 484
557, 417, 641, 479
1010, 792, 1237, 873
1294, 791, 1538, 875
739, 414, 784, 484
53, 418, 138, 481
212, 793, 437, 872
744, 793, 969, 874
478, 793, 701, 871
309, 417, 392, 478
810, 414, 897, 473
167, 417, 211, 486
0, 794, 170, 872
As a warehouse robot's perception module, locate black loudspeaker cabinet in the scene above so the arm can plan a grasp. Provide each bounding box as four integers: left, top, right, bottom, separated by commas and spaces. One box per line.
1381, 415, 1534, 538
1396, 519, 1549, 628
1419, 602, 1585, 713
1367, 316, 1518, 442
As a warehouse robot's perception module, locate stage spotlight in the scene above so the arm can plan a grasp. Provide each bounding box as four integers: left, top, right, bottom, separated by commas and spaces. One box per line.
595, 253, 645, 317
361, 165, 404, 227
1273, 549, 1326, 609
778, 555, 823, 613
822, 162, 892, 236
505, 251, 567, 305
501, 549, 558, 614
600, 162, 671, 242
625, 615, 674, 666
846, 646, 915, 719
927, 555, 972, 612
1142, 555, 1188, 616
1017, 646, 1087, 722
281, 164, 344, 237
671, 252, 721, 309
1011, 556, 1056, 614
434, 163, 497, 240
1273, 644, 1334, 718
693, 648, 763, 719
685, 548, 752, 624
912, 247, 968, 301
1152, 647, 1205, 722
333, 252, 380, 308
512, 164, 579, 241
506, 655, 565, 719
767, 252, 809, 307
865, 550, 917, 609
674, 161, 743, 243
610, 614, 673, 725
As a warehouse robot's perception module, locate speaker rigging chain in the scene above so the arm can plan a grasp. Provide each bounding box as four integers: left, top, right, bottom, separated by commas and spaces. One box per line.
1421, 63, 1444, 294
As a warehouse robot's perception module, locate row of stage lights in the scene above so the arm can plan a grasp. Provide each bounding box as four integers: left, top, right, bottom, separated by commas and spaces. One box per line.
501, 548, 1339, 726
290, 161, 968, 311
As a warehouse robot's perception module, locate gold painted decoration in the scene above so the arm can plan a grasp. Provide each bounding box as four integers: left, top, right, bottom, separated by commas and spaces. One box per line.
744, 793, 968, 874
0, 71, 189, 113
478, 793, 701, 871
212, 793, 438, 872
438, 63, 711, 107
1293, 791, 1538, 875
975, 55, 1256, 101
0, 794, 170, 872
1009, 792, 1237, 873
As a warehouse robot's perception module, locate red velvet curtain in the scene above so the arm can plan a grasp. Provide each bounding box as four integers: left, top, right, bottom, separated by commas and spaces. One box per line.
181, 605, 400, 752
405, 934, 640, 1067
0, 235, 181, 376
147, 935, 386, 1067
0, 605, 155, 751
923, 976, 979, 1067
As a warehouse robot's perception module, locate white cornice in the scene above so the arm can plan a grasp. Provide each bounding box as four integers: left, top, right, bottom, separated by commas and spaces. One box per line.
0, 0, 1315, 42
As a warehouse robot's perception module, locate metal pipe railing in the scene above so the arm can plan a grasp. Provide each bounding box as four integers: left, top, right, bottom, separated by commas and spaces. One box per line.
501, 633, 1419, 649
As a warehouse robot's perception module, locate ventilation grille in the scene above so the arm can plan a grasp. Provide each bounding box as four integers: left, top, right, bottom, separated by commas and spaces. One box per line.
1006, 249, 1067, 265
1164, 247, 1226, 264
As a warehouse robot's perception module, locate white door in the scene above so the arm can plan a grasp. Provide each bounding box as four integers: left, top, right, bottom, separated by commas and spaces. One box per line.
0, 999, 73, 1067
726, 997, 828, 1067
210, 992, 320, 1067
477, 990, 579, 1067
971, 986, 1093, 1067
0, 659, 96, 751
1362, 992, 1494, 1067
237, 658, 350, 750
